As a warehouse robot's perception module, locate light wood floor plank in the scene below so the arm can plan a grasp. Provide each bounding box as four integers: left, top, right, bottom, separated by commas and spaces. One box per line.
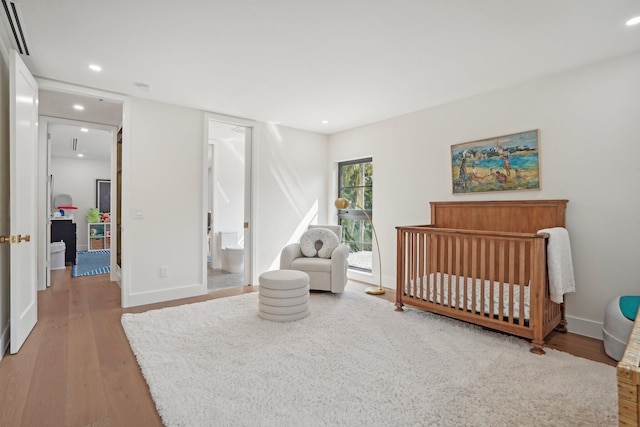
0, 306, 47, 426
20, 310, 69, 427
91, 310, 162, 426
65, 312, 108, 426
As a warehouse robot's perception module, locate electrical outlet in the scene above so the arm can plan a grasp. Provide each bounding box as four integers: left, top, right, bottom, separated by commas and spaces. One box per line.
160, 266, 168, 278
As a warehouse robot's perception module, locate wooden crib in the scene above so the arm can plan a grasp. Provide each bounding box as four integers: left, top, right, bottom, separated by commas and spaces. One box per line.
395, 200, 569, 354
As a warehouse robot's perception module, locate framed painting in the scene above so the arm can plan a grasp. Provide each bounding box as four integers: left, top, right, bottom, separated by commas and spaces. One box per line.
451, 130, 539, 194
96, 179, 111, 213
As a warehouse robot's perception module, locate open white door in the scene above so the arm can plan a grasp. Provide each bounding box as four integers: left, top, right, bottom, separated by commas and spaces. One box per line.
9, 49, 39, 354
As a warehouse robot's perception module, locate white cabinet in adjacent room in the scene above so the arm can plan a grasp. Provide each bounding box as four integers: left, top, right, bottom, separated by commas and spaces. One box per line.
88, 222, 110, 251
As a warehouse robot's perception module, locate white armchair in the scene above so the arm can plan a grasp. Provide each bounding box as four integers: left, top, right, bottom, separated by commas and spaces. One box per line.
280, 225, 350, 293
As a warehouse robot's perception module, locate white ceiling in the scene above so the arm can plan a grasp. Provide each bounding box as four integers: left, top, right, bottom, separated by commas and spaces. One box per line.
48, 122, 114, 161
40, 90, 122, 161
39, 90, 123, 127
208, 121, 245, 144
6, 1, 640, 134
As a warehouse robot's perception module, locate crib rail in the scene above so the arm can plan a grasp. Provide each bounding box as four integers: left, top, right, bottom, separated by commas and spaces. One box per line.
396, 225, 562, 350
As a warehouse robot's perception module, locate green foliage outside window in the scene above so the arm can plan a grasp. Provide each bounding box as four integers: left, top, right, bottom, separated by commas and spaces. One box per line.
338, 159, 373, 269
341, 218, 372, 253
339, 162, 373, 210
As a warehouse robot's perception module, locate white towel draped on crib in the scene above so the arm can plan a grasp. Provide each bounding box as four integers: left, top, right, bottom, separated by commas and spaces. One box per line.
538, 227, 576, 304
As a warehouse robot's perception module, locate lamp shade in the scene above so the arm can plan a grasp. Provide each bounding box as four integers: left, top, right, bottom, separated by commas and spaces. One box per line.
334, 198, 350, 209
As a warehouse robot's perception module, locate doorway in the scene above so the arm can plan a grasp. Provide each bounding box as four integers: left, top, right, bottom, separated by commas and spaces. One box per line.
205, 116, 253, 290
38, 90, 122, 289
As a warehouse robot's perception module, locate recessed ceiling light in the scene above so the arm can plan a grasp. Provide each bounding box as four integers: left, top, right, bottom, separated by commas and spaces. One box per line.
73, 104, 84, 111
80, 127, 88, 132
77, 154, 84, 158
627, 16, 640, 26
89, 64, 102, 72
322, 120, 329, 124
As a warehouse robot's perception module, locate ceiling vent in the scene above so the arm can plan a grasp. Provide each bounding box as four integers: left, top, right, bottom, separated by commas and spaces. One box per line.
70, 138, 79, 151
1, 0, 29, 55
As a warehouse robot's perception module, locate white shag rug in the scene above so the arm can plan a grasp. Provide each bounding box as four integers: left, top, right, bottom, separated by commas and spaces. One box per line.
121, 287, 617, 427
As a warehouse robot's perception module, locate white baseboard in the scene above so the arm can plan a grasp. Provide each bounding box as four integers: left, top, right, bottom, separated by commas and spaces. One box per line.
0, 322, 9, 362
347, 269, 396, 288
111, 264, 121, 287
123, 283, 206, 308
347, 269, 373, 285
565, 315, 603, 340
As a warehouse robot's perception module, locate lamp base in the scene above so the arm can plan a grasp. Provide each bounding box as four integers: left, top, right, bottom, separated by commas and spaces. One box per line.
365, 286, 385, 295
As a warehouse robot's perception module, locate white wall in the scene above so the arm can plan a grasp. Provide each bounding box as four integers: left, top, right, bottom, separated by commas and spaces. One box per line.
329, 51, 640, 338
50, 156, 111, 251
122, 98, 205, 306
254, 123, 329, 276
121, 103, 329, 304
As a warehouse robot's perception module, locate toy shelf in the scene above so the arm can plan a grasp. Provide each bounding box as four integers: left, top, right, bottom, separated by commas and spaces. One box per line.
88, 222, 110, 251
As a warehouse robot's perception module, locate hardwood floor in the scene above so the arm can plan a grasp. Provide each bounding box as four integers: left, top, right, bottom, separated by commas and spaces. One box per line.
0, 269, 616, 426
0, 268, 255, 427
374, 288, 618, 367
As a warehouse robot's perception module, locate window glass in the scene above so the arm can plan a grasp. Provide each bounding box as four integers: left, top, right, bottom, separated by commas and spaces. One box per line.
337, 158, 373, 272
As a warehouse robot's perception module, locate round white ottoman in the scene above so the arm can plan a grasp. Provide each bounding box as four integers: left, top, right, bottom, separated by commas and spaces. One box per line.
258, 270, 310, 322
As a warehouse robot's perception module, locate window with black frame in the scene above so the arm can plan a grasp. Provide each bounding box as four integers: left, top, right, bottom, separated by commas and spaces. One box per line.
337, 158, 373, 272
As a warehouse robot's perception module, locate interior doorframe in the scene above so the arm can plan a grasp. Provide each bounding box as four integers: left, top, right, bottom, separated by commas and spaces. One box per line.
35, 79, 130, 303
203, 112, 256, 286
38, 116, 118, 289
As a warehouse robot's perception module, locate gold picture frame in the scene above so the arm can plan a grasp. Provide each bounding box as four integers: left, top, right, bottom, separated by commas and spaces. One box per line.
451, 130, 540, 194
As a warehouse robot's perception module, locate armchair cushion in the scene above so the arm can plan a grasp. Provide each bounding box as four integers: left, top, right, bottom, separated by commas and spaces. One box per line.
290, 257, 332, 273
299, 228, 339, 258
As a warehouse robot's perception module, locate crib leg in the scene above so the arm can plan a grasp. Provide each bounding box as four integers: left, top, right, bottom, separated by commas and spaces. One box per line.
530, 340, 546, 355
555, 304, 568, 333
395, 302, 404, 312
555, 319, 568, 333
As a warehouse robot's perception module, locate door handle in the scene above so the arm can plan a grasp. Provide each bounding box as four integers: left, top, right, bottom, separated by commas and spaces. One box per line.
0, 234, 31, 244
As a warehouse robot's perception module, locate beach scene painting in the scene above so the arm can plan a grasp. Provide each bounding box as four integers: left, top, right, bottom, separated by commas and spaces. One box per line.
451, 130, 540, 194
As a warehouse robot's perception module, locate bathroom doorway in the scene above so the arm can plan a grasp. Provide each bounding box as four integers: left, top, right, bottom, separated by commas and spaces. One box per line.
205, 116, 253, 290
